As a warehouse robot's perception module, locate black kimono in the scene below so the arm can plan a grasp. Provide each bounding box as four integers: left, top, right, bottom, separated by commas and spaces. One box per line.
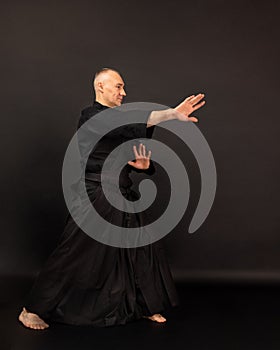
24, 101, 179, 327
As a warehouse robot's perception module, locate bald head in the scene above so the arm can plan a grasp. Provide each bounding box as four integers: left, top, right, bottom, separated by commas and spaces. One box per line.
93, 68, 126, 107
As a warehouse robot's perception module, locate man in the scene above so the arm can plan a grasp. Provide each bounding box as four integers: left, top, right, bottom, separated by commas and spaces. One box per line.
19, 68, 205, 329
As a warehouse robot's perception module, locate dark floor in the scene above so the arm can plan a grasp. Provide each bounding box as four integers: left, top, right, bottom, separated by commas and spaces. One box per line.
2, 276, 280, 350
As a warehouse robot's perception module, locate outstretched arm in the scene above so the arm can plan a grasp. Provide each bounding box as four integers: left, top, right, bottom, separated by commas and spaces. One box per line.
147, 93, 205, 127
127, 93, 205, 170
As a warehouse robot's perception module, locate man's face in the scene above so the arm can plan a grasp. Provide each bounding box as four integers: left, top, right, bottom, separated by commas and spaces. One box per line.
101, 72, 126, 107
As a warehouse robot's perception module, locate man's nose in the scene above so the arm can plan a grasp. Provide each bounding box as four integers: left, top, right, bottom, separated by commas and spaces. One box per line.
121, 88, 126, 96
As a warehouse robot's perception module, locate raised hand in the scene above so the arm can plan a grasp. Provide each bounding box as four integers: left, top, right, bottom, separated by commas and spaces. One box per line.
127, 143, 151, 170
174, 93, 206, 122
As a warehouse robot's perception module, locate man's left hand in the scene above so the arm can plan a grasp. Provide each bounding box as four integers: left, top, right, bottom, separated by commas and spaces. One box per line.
128, 143, 151, 170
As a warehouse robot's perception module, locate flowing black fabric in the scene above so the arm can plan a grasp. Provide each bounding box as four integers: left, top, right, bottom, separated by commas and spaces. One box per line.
24, 101, 179, 327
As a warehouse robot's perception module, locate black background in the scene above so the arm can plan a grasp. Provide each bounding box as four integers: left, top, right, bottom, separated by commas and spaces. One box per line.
1, 0, 280, 283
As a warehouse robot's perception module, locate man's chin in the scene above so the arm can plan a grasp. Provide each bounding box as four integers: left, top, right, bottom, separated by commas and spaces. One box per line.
111, 100, 122, 107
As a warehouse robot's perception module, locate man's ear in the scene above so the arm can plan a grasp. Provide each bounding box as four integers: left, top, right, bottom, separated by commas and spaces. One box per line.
97, 82, 104, 93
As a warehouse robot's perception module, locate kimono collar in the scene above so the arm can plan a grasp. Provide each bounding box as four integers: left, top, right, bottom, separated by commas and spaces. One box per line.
93, 101, 109, 111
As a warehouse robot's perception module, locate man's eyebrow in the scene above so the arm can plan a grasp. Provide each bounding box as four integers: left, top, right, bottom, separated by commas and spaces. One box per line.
116, 83, 124, 86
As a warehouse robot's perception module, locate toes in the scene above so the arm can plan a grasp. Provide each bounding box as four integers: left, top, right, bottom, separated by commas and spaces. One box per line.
19, 316, 49, 330
153, 314, 166, 322
143, 313, 167, 323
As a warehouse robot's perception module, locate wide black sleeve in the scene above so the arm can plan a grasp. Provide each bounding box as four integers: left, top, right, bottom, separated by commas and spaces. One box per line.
119, 113, 155, 140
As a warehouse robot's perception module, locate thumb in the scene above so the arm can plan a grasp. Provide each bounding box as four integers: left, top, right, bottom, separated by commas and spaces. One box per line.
188, 116, 198, 122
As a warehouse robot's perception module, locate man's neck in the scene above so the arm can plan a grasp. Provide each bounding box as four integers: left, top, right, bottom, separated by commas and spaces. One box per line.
95, 98, 112, 108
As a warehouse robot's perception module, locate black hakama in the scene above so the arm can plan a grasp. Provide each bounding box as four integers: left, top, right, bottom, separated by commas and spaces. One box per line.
24, 101, 179, 327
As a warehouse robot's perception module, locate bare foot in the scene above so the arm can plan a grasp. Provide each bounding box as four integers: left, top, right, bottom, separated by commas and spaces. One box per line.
143, 313, 166, 323
18, 307, 49, 330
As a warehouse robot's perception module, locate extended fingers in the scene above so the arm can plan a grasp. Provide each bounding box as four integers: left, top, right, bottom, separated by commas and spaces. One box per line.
137, 144, 144, 158
185, 95, 195, 102
141, 144, 151, 159
133, 145, 140, 158
134, 143, 150, 158
132, 143, 152, 160
142, 144, 146, 157
192, 100, 206, 111
189, 93, 205, 106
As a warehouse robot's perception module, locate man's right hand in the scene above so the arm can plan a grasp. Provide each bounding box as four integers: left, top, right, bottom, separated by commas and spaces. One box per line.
174, 93, 206, 122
